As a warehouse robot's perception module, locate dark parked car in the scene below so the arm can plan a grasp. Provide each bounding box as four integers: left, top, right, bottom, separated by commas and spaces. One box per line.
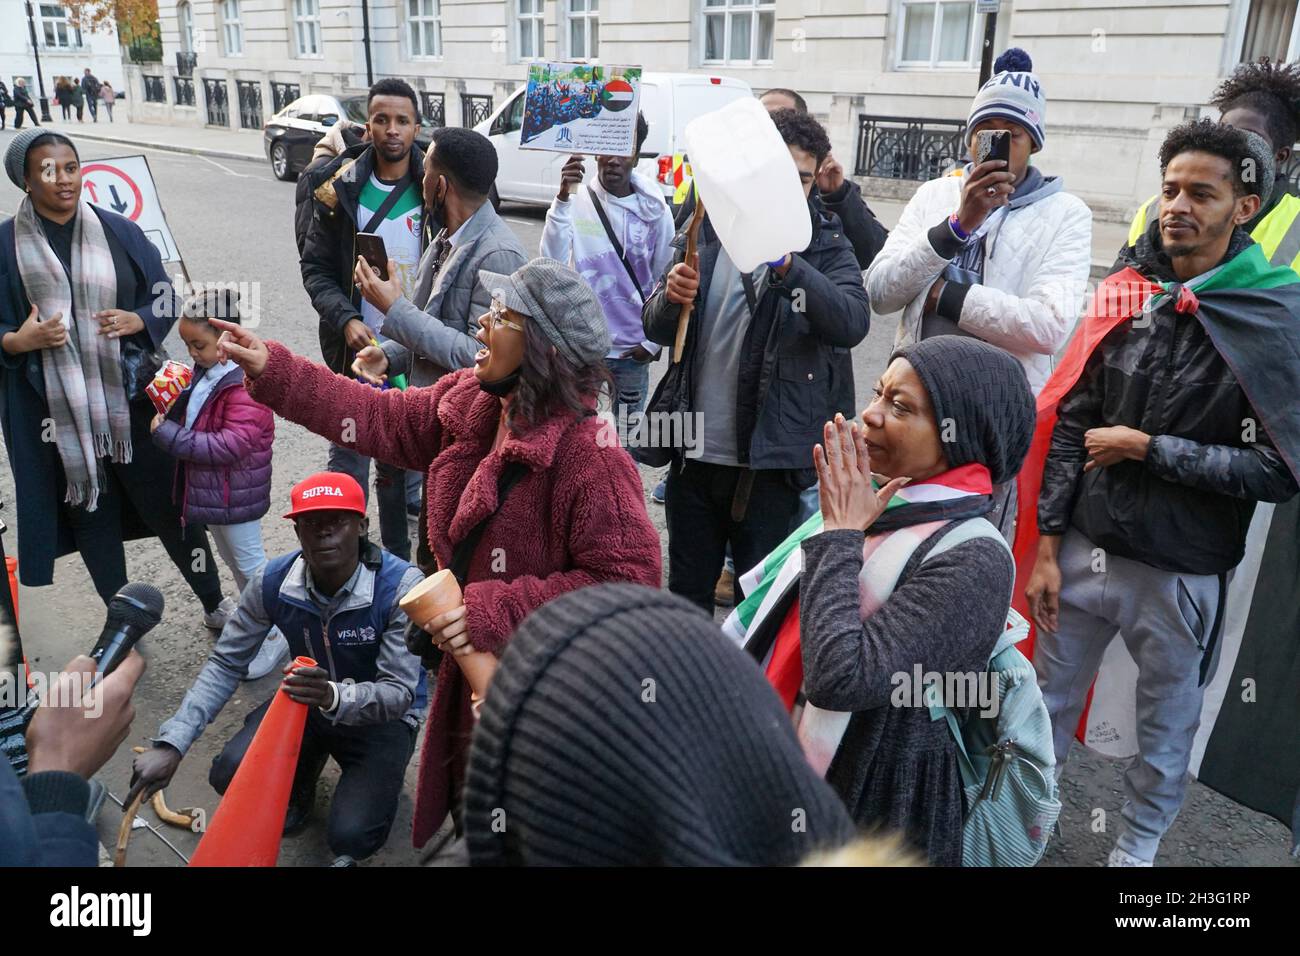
264, 93, 437, 181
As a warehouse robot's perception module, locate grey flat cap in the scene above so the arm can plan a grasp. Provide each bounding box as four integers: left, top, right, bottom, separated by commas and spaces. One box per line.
478, 257, 611, 368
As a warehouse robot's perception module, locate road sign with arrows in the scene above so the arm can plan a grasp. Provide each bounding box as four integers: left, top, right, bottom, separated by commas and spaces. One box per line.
80, 155, 183, 265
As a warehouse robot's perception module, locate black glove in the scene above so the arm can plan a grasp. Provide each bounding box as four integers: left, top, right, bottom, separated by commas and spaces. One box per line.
404, 620, 444, 671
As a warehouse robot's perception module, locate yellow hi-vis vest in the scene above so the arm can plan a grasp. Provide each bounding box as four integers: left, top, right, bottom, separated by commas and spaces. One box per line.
1126, 191, 1300, 272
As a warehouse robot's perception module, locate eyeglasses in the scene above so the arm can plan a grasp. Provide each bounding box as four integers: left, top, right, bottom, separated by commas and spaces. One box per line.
483, 299, 525, 334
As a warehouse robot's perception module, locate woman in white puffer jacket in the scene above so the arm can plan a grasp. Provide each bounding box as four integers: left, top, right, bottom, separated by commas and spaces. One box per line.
865, 48, 1093, 397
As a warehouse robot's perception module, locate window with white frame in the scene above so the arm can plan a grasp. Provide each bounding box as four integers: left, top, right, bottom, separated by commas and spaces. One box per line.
567, 0, 599, 60
407, 0, 442, 57
1239, 0, 1300, 62
177, 1, 194, 52
516, 0, 545, 60
40, 4, 83, 49
897, 1, 980, 68
292, 0, 321, 57
702, 0, 775, 65
222, 0, 244, 55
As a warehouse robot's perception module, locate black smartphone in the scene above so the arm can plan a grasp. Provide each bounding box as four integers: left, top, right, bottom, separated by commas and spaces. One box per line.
356, 232, 389, 281
976, 129, 1011, 166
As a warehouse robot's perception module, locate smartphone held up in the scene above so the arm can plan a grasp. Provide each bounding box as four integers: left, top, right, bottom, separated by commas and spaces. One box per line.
975, 129, 1011, 166
356, 232, 389, 281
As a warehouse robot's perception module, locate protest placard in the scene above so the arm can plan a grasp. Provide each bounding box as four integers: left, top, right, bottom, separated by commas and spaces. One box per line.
520, 62, 642, 156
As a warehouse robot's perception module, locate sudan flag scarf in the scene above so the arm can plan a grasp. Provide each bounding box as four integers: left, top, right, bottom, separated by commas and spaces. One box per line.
723, 464, 993, 774
1011, 239, 1300, 826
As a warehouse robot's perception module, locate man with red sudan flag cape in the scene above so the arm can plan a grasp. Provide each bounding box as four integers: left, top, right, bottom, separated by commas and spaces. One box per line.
1017, 120, 1300, 866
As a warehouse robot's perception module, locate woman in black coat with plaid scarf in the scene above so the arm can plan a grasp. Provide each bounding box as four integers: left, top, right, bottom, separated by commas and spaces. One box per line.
0, 131, 225, 621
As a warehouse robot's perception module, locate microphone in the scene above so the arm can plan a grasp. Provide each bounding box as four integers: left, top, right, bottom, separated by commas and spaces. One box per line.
89, 582, 164, 680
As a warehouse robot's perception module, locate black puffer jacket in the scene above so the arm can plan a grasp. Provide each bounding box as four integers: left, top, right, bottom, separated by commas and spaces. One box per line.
298, 143, 425, 373
642, 198, 870, 472
1039, 224, 1299, 574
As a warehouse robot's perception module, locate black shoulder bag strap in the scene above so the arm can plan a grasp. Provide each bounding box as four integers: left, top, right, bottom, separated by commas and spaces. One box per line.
729, 270, 762, 523
361, 172, 413, 234
406, 460, 528, 669
587, 185, 647, 303
740, 271, 759, 314
448, 461, 529, 587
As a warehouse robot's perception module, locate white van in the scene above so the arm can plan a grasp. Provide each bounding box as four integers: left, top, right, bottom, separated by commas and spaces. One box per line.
476, 72, 753, 207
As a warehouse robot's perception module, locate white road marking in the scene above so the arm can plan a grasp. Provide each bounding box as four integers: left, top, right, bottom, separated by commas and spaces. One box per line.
195, 154, 259, 179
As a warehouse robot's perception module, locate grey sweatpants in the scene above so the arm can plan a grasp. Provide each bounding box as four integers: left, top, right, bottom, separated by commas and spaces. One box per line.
1035, 528, 1225, 862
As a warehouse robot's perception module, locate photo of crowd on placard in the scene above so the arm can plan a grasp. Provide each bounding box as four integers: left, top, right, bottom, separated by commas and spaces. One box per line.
520, 63, 640, 152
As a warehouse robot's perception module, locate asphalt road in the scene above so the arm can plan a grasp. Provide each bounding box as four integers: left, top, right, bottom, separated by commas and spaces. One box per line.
0, 132, 1291, 867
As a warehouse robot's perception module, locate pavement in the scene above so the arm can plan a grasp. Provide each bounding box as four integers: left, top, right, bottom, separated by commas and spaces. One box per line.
0, 127, 1292, 868
8, 116, 266, 164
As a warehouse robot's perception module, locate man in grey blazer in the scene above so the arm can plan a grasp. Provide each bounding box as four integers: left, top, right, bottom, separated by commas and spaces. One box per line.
353, 127, 527, 389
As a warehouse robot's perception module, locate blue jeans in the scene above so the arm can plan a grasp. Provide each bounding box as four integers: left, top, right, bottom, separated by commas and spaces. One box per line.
406, 470, 422, 511
327, 444, 412, 562
604, 355, 650, 417
208, 519, 268, 594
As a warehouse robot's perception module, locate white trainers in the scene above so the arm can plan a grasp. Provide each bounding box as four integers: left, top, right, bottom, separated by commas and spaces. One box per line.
244, 630, 289, 681
1107, 846, 1153, 867
203, 596, 237, 631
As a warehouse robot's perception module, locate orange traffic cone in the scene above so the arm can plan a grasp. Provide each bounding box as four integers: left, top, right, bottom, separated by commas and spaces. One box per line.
189, 656, 316, 867
5, 557, 18, 626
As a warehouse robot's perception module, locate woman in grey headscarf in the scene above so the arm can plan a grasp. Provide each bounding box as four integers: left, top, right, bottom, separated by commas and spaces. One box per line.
0, 130, 229, 624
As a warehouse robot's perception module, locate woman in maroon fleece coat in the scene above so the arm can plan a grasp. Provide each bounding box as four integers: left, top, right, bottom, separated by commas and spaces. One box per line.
214, 259, 661, 848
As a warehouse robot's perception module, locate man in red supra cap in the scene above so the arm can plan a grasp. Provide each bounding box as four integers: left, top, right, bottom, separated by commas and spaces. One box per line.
128, 472, 427, 866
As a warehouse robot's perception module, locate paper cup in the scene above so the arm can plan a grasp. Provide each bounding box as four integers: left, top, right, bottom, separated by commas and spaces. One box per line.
399, 568, 463, 627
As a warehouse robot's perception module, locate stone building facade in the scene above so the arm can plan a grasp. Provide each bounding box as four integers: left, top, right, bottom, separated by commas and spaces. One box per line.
132, 0, 1300, 218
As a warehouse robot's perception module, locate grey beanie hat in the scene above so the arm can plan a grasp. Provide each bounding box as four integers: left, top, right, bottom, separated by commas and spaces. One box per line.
890, 336, 1036, 486
967, 48, 1046, 151
477, 257, 611, 368
4, 127, 57, 189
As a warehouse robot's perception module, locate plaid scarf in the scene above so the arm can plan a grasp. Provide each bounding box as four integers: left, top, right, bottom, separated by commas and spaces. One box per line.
723, 464, 994, 775
14, 198, 129, 510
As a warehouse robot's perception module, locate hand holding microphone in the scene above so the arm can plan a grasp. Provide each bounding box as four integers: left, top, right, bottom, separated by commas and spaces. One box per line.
26, 582, 161, 779
89, 582, 164, 683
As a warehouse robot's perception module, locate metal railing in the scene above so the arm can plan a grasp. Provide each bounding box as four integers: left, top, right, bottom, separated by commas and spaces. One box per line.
176, 51, 197, 77
854, 114, 967, 182
461, 93, 492, 127
203, 77, 229, 127
236, 80, 262, 129
142, 74, 166, 103
421, 91, 445, 127
270, 81, 300, 114
174, 76, 195, 107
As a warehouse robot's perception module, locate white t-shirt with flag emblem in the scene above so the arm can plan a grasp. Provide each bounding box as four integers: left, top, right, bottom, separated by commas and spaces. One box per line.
357, 173, 422, 334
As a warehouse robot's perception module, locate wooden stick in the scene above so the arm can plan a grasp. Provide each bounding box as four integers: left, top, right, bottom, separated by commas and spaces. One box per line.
152, 791, 200, 830
673, 196, 706, 364
114, 789, 146, 868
